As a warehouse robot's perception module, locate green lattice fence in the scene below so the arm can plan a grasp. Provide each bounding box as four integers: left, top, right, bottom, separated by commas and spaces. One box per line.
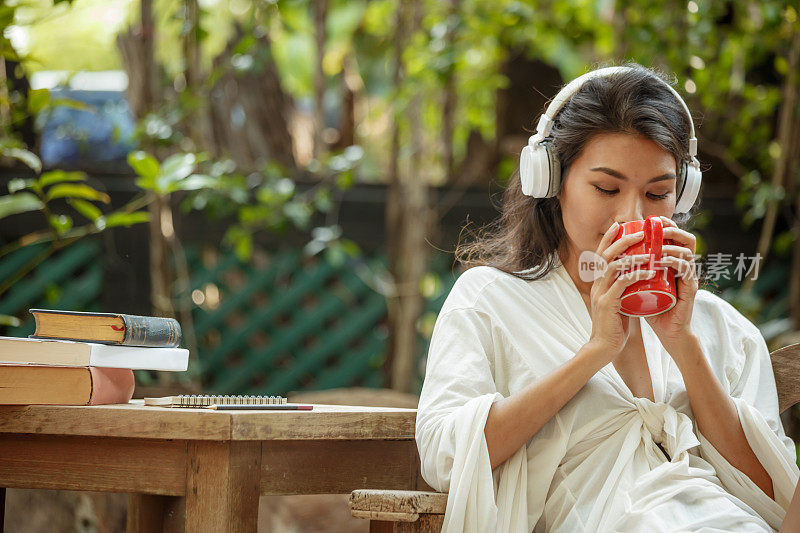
186, 246, 455, 395
0, 240, 104, 336
0, 238, 456, 394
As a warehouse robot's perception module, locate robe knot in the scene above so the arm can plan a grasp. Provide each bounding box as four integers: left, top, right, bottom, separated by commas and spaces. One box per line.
633, 397, 701, 460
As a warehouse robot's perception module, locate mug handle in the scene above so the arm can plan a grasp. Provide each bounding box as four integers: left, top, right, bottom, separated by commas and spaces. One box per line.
644, 216, 663, 271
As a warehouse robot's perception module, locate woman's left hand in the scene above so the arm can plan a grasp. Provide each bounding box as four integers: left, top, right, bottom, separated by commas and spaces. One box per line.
643, 216, 699, 354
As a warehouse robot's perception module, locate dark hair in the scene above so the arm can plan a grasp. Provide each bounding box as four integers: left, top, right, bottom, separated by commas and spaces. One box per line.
454, 61, 711, 287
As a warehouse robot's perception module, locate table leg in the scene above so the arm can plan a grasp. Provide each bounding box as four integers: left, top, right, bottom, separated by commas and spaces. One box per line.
185, 441, 261, 533
127, 494, 184, 532
1, 487, 5, 533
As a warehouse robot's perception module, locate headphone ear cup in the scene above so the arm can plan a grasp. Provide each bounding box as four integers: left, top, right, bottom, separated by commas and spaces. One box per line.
520, 144, 536, 196
520, 139, 561, 198
674, 159, 702, 214
543, 140, 561, 198
521, 142, 548, 197
675, 161, 686, 204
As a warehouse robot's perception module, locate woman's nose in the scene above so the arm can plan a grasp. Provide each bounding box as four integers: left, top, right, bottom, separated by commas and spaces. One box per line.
618, 202, 645, 223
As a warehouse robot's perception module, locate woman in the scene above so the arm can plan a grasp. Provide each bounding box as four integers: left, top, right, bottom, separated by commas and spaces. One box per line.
415, 62, 800, 532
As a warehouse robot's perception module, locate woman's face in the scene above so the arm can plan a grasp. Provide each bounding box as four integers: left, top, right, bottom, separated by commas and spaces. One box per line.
556, 132, 677, 262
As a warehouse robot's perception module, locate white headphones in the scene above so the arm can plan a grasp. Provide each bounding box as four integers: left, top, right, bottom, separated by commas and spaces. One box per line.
519, 66, 702, 214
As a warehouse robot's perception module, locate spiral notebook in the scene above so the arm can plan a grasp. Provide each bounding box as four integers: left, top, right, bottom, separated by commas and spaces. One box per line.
144, 394, 287, 407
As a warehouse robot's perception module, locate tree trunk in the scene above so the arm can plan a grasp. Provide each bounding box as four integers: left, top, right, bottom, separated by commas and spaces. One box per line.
116, 0, 160, 120
148, 195, 175, 318
384, 0, 406, 391
385, 0, 433, 393
440, 0, 460, 185
119, 0, 174, 321
0, 59, 9, 132
743, 28, 800, 295
334, 61, 356, 150
792, 191, 800, 329
206, 24, 296, 171
336, 53, 365, 153
119, 0, 188, 385
313, 0, 328, 158
183, 0, 215, 153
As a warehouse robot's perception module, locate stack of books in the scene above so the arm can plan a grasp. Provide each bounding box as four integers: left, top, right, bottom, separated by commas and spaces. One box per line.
0, 309, 189, 406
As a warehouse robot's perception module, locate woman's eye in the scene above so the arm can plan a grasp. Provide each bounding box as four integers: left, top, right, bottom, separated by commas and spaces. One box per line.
593, 185, 669, 200
593, 185, 616, 195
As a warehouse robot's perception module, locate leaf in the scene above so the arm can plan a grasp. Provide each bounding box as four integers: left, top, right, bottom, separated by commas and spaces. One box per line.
313, 187, 332, 212
134, 175, 157, 192
0, 192, 44, 219
48, 214, 73, 235
167, 174, 218, 192
127, 151, 160, 180
0, 314, 21, 327
44, 283, 61, 304
773, 230, 795, 256
47, 184, 110, 203
27, 88, 50, 115
335, 170, 355, 190
282, 199, 313, 229
223, 226, 253, 261
303, 239, 327, 257
8, 178, 35, 194
339, 238, 361, 258
0, 35, 20, 62
39, 170, 87, 188
160, 153, 196, 184
233, 34, 256, 55
324, 245, 347, 267
0, 7, 15, 30
234, 232, 253, 262
68, 199, 102, 221
0, 146, 42, 173
101, 211, 150, 228
49, 97, 92, 111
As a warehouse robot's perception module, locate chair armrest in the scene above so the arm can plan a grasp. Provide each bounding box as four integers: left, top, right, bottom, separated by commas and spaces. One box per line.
349, 489, 447, 522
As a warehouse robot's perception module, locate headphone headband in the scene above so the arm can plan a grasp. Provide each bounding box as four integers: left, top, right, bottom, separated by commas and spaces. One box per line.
528, 66, 698, 158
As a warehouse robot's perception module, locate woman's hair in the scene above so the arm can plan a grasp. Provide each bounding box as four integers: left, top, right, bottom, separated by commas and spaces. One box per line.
454, 61, 710, 287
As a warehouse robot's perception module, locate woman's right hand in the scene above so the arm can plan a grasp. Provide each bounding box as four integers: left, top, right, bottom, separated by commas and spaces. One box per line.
587, 222, 656, 359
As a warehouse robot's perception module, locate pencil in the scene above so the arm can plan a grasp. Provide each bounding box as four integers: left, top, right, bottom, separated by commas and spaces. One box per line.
205, 404, 313, 410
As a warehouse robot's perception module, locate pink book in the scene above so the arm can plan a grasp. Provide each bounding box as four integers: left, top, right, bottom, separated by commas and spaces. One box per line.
0, 365, 135, 405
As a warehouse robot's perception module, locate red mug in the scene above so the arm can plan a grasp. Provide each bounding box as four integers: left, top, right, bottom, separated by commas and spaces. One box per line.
612, 215, 677, 317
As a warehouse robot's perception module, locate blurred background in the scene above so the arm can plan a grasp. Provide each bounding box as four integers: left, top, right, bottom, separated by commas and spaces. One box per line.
1, 0, 799, 531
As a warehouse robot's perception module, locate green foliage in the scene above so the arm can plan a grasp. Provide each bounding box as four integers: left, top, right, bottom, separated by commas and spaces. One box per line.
127, 151, 160, 181
3, 0, 800, 335
0, 147, 114, 236
11, 0, 123, 73
0, 315, 21, 327
0, 192, 43, 220
68, 199, 102, 222
0, 143, 150, 298
0, 139, 42, 174
774, 230, 795, 257
128, 151, 218, 194
101, 211, 151, 228
126, 144, 364, 264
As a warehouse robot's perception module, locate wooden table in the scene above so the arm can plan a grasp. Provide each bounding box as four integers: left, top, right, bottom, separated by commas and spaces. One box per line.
0, 401, 427, 532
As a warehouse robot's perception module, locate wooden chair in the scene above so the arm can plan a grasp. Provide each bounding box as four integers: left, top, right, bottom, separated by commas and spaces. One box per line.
350, 342, 800, 532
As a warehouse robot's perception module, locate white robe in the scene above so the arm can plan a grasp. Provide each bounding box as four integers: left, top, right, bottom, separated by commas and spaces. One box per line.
415, 258, 800, 532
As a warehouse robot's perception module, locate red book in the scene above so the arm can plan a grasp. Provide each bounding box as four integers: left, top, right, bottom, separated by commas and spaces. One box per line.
0, 365, 135, 405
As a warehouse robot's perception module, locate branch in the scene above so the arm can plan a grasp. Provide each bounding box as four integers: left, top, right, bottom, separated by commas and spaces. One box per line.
0, 193, 152, 259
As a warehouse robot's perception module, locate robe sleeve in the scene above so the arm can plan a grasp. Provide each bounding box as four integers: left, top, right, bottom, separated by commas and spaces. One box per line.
415, 307, 529, 533
694, 312, 800, 529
